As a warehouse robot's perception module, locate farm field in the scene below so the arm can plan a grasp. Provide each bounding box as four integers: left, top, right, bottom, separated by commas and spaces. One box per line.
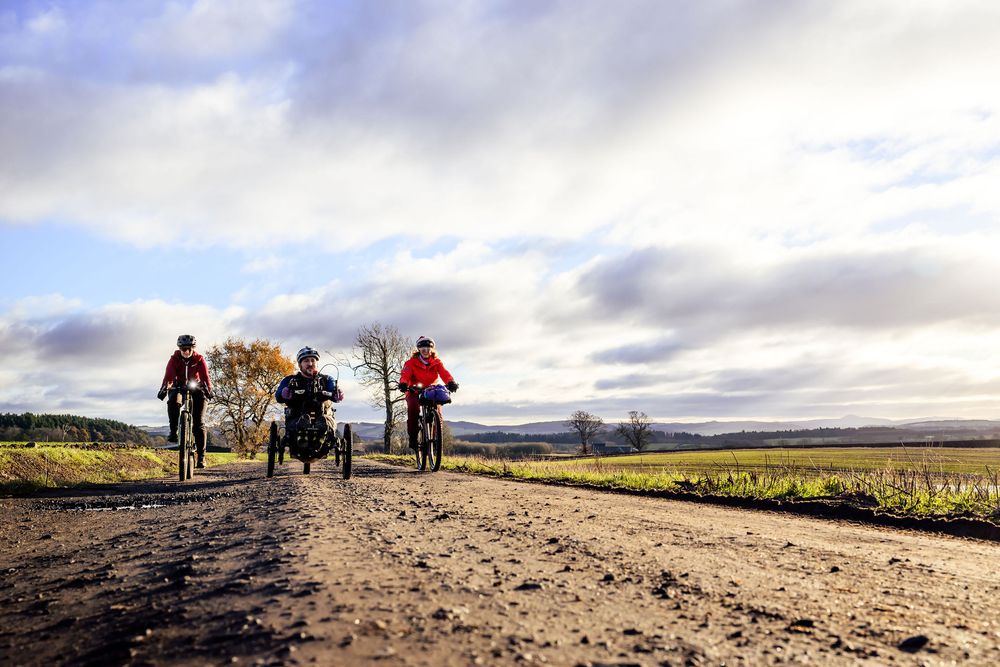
570, 446, 1000, 476
374, 445, 1000, 520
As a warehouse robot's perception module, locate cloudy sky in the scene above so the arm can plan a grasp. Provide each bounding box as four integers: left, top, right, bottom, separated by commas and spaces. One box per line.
3, 0, 1000, 427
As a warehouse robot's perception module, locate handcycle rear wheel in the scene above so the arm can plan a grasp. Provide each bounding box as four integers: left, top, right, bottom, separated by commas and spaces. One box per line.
342, 424, 352, 480
266, 421, 278, 478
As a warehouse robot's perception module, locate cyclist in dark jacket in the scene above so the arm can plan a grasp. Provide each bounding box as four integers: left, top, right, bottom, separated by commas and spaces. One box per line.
157, 334, 214, 467
275, 347, 343, 439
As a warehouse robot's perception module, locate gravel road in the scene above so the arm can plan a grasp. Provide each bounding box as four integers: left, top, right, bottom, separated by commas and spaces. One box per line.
2, 458, 999, 666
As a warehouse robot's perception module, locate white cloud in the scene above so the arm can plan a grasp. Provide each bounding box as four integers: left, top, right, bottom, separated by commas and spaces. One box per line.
3, 2, 1000, 424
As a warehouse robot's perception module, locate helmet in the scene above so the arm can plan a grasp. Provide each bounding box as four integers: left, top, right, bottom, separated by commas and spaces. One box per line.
177, 334, 196, 348
415, 336, 435, 348
296, 346, 321, 364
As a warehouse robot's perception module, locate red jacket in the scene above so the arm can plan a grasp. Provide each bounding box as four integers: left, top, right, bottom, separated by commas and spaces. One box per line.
399, 354, 454, 388
160, 351, 213, 392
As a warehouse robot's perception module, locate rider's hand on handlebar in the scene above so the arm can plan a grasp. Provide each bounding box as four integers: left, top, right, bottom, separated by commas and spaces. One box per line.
397, 382, 408, 393
157, 388, 167, 401
447, 381, 459, 392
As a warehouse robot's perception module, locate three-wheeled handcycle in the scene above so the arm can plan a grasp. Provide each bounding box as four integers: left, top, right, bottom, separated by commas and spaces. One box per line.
266, 373, 352, 479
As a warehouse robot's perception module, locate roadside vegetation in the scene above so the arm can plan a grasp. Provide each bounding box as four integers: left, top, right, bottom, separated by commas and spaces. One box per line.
0, 443, 261, 495
368, 446, 1000, 520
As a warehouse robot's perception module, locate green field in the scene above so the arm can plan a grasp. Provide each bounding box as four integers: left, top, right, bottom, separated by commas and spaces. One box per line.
370, 446, 1000, 520
0, 444, 262, 495
567, 446, 1000, 476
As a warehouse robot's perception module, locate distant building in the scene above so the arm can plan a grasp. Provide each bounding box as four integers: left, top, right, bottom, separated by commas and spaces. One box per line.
592, 442, 633, 455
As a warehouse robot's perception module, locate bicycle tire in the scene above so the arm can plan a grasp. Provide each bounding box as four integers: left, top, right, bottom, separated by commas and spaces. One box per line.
303, 461, 311, 474
417, 408, 430, 471
266, 421, 277, 478
177, 413, 189, 481
430, 410, 443, 472
342, 424, 352, 480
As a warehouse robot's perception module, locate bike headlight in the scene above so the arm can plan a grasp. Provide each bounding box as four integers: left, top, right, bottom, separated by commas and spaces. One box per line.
188, 381, 199, 390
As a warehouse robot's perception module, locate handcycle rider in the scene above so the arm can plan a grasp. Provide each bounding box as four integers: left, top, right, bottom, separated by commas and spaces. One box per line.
157, 334, 214, 468
397, 336, 459, 453
275, 347, 344, 454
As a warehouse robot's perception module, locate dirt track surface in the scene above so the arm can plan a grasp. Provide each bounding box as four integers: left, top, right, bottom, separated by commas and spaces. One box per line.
2, 459, 999, 666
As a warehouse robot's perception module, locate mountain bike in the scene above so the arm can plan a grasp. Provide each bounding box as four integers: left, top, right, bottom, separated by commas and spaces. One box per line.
173, 381, 200, 481
407, 384, 451, 472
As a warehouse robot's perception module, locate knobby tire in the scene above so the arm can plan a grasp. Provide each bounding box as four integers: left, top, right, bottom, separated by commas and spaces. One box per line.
342, 424, 353, 480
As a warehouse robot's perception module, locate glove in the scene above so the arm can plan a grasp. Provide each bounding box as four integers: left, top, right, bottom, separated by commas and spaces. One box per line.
446, 381, 459, 392
203, 389, 214, 401
157, 388, 167, 401
397, 382, 408, 393
280, 386, 293, 400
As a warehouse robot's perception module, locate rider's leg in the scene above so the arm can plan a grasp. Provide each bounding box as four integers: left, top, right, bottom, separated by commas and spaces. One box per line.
405, 392, 420, 450
192, 392, 207, 467
166, 389, 180, 442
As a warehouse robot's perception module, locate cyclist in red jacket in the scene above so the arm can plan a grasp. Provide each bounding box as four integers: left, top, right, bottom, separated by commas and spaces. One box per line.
397, 336, 458, 452
157, 334, 214, 467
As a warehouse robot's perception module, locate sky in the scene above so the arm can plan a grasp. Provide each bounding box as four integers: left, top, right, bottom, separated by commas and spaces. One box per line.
3, 0, 1000, 427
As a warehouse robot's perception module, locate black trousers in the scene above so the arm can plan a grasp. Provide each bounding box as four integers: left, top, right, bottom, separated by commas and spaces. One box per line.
168, 389, 207, 456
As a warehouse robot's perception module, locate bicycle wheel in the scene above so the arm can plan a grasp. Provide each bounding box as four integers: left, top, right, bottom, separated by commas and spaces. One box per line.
417, 411, 430, 472
342, 424, 352, 480
303, 461, 311, 474
430, 410, 443, 472
177, 413, 189, 481
266, 421, 277, 478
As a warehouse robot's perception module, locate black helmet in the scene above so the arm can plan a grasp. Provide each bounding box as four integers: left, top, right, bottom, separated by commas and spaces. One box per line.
177, 334, 196, 348
415, 335, 435, 348
296, 346, 320, 364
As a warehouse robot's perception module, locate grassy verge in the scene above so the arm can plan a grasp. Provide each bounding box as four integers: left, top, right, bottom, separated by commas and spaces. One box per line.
0, 446, 263, 496
366, 453, 1000, 521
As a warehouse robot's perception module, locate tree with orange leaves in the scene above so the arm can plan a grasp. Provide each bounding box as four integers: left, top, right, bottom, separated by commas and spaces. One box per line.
206, 337, 294, 458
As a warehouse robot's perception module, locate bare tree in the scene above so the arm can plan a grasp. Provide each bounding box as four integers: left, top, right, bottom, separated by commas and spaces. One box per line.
206, 337, 294, 458
615, 410, 653, 452
567, 410, 604, 455
343, 322, 410, 454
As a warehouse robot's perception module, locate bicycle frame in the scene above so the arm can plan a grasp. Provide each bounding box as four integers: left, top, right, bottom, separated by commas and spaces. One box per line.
409, 384, 445, 472
174, 381, 198, 481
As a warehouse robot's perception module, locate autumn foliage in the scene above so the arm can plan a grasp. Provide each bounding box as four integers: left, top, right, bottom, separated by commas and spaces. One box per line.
206, 337, 294, 458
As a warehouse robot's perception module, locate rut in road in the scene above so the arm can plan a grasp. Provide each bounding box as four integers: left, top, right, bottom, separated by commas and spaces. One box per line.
2, 459, 999, 666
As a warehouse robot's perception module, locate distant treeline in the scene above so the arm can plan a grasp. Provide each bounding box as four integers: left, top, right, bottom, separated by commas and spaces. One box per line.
0, 413, 154, 445
450, 442, 554, 458
462, 431, 581, 444
459, 426, 964, 449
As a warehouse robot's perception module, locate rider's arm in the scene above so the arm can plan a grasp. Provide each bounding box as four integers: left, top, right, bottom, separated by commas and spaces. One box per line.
322, 376, 344, 402
436, 360, 455, 385
275, 376, 291, 404
197, 357, 213, 393
398, 360, 414, 387
161, 356, 178, 390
